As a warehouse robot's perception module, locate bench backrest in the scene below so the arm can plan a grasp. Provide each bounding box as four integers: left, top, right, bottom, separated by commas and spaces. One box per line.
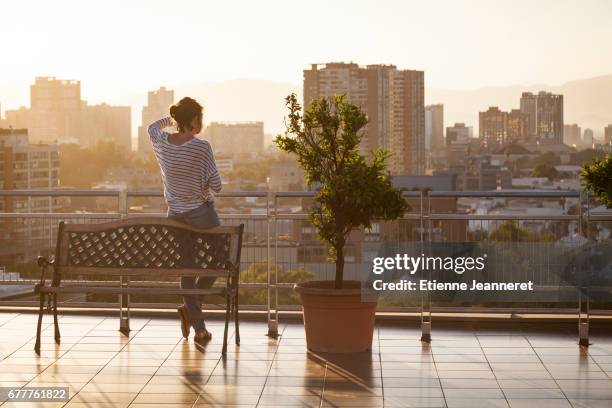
54, 218, 244, 278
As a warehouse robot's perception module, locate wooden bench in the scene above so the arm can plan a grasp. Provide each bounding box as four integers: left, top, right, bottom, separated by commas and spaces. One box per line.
34, 218, 244, 355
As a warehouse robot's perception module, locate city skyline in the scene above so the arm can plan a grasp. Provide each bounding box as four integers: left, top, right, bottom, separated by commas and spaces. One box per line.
2, 0, 612, 105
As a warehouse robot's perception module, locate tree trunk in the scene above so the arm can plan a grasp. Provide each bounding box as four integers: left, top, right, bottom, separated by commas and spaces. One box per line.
334, 245, 344, 289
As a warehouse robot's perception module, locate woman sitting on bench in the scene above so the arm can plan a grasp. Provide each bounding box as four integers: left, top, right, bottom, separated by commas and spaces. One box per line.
148, 97, 221, 345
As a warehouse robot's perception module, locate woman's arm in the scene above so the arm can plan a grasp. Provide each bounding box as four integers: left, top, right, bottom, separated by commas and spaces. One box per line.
148, 117, 172, 144
202, 142, 222, 193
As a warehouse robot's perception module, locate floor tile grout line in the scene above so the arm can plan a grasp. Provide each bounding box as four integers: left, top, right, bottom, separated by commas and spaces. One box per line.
192, 324, 239, 408
319, 351, 327, 408
587, 339, 611, 382
376, 327, 385, 408
474, 331, 509, 407
3, 311, 59, 364
524, 333, 572, 405
0, 311, 22, 328
428, 332, 447, 408
20, 314, 117, 403
59, 316, 152, 408
121, 317, 199, 408
253, 324, 284, 408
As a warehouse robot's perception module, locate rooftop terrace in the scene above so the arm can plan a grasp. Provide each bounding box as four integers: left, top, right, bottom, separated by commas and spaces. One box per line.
1, 311, 612, 408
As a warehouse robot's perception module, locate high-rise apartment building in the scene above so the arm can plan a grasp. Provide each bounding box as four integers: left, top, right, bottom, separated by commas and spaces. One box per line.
203, 122, 264, 160
19, 77, 82, 144
520, 91, 563, 143
0, 128, 64, 262
445, 123, 473, 166
425, 104, 444, 151
605, 124, 612, 145
4, 77, 131, 151
303, 63, 425, 175
5, 107, 32, 131
507, 109, 529, 143
82, 104, 132, 150
479, 107, 507, 150
0, 129, 59, 193
446, 123, 472, 146
519, 92, 537, 137
563, 124, 581, 146
583, 128, 594, 148
137, 87, 174, 156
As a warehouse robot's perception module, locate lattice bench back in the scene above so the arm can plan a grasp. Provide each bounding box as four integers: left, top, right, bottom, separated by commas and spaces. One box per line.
54, 218, 243, 278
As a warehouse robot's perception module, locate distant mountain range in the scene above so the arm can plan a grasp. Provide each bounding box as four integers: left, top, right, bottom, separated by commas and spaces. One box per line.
177, 75, 612, 139
428, 74, 612, 139
2, 75, 612, 142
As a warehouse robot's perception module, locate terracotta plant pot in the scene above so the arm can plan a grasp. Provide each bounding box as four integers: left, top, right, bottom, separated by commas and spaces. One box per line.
294, 280, 377, 353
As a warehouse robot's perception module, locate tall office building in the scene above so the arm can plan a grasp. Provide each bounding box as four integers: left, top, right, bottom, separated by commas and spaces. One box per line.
138, 87, 174, 155
303, 63, 425, 175
425, 104, 444, 151
203, 122, 264, 160
583, 128, 594, 148
605, 124, 612, 145
563, 124, 581, 146
479, 107, 507, 150
520, 91, 563, 143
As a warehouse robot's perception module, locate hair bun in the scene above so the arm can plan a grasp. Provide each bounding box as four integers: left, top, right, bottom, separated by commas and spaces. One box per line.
168, 97, 203, 133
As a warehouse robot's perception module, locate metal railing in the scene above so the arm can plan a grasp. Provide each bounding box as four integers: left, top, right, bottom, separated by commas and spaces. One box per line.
1, 188, 611, 340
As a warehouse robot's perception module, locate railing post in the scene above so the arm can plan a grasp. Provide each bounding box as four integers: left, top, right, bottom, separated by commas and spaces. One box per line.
421, 189, 432, 343
579, 288, 589, 347
578, 189, 590, 347
119, 275, 130, 335
118, 190, 130, 334
267, 191, 279, 337
118, 190, 128, 219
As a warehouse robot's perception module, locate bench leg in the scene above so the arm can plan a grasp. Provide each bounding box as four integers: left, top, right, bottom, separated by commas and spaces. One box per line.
222, 294, 231, 355
34, 293, 45, 354
234, 284, 240, 346
119, 277, 130, 336
52, 293, 60, 344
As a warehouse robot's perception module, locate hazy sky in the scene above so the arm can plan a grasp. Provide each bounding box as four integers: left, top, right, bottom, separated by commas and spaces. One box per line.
2, 0, 612, 108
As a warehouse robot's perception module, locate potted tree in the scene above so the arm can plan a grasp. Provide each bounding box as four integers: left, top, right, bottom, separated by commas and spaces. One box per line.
581, 154, 612, 208
275, 94, 410, 352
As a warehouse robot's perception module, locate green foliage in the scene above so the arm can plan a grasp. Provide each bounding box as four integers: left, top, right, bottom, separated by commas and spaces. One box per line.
275, 94, 410, 288
238, 262, 315, 305
532, 163, 559, 181
581, 154, 612, 208
505, 155, 532, 177
533, 152, 561, 167
59, 141, 133, 188
488, 220, 555, 242
575, 149, 605, 166
226, 160, 273, 183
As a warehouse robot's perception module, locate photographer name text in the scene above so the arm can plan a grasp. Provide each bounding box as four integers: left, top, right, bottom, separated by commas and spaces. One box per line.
372, 279, 534, 291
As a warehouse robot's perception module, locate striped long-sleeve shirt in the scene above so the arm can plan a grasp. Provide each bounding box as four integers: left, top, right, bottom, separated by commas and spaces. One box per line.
148, 117, 221, 214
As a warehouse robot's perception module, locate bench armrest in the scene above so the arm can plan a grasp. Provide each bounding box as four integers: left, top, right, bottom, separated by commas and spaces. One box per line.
37, 256, 53, 268
35, 256, 55, 293
225, 261, 240, 277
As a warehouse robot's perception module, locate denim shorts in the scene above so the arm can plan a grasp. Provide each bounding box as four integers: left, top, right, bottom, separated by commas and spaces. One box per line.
167, 201, 220, 229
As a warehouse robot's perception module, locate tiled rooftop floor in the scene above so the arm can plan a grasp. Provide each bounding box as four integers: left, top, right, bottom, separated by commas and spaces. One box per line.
0, 312, 611, 407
